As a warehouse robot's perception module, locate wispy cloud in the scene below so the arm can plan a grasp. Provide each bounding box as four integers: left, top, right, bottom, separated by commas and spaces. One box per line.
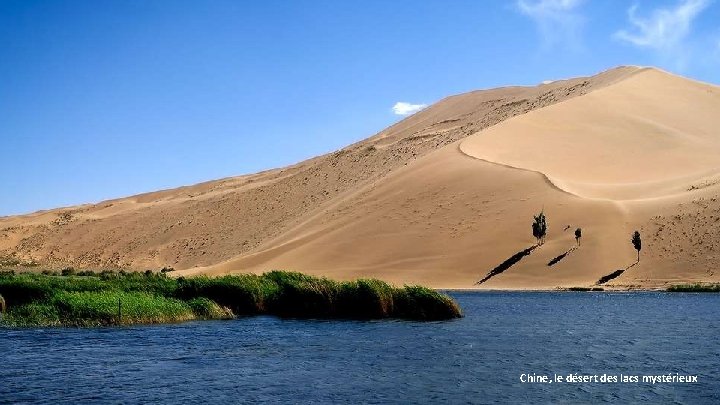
392, 102, 427, 116
615, 0, 710, 50
516, 0, 585, 49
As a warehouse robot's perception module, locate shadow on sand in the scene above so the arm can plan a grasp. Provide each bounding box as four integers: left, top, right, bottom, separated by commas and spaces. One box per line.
547, 246, 578, 267
476, 245, 538, 285
595, 261, 639, 285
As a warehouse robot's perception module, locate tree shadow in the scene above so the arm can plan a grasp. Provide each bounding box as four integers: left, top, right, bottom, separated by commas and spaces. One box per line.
476, 245, 538, 285
595, 261, 639, 285
596, 269, 624, 285
547, 246, 578, 267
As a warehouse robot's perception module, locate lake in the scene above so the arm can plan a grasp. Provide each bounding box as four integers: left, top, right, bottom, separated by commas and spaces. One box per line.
2, 292, 719, 403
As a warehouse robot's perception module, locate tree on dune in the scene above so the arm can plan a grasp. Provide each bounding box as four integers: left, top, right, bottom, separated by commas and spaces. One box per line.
631, 231, 642, 262
575, 228, 582, 246
532, 210, 547, 245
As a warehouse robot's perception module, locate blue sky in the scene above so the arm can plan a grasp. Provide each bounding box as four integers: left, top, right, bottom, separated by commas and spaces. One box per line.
1, 0, 719, 215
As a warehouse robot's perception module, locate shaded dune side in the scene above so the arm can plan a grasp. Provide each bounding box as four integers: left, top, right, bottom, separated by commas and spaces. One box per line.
0, 67, 639, 272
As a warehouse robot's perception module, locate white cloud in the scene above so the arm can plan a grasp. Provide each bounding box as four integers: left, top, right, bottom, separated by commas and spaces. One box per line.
516, 0, 585, 49
615, 0, 710, 50
517, 0, 582, 15
392, 102, 427, 116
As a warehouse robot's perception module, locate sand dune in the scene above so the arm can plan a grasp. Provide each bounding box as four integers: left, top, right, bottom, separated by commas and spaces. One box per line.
195, 145, 632, 289
460, 68, 720, 200
2, 65, 719, 289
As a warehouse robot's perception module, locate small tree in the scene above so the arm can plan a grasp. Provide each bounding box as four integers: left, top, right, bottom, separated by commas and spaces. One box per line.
575, 228, 582, 246
532, 210, 547, 245
631, 231, 642, 262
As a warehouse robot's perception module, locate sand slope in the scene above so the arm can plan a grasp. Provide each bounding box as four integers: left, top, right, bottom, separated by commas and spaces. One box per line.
196, 145, 631, 289
2, 66, 719, 289
460, 68, 720, 201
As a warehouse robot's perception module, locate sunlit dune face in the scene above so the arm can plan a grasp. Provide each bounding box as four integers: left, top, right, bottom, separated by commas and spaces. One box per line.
460, 68, 720, 200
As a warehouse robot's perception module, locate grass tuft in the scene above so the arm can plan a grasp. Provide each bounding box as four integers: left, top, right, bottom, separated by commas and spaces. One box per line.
53, 291, 194, 326
393, 286, 463, 320
176, 274, 278, 314
337, 279, 394, 319
266, 271, 338, 318
2, 303, 60, 327
187, 297, 234, 319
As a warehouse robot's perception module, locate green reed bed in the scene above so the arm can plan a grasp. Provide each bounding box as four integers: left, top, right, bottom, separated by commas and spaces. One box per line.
53, 291, 197, 327
0, 270, 462, 327
667, 283, 720, 292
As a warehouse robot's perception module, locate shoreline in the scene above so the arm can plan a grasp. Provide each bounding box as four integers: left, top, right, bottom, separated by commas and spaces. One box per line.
443, 284, 719, 292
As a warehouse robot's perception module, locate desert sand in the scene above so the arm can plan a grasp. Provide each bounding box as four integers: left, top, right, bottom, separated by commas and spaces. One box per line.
2, 66, 719, 289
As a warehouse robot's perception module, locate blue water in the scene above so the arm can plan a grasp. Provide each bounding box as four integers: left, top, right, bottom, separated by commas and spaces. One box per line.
2, 292, 719, 404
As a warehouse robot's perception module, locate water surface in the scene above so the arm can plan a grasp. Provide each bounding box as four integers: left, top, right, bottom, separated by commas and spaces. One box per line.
2, 292, 719, 403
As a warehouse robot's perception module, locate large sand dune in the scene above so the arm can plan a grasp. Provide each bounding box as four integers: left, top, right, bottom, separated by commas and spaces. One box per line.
2, 66, 720, 289
460, 68, 720, 201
